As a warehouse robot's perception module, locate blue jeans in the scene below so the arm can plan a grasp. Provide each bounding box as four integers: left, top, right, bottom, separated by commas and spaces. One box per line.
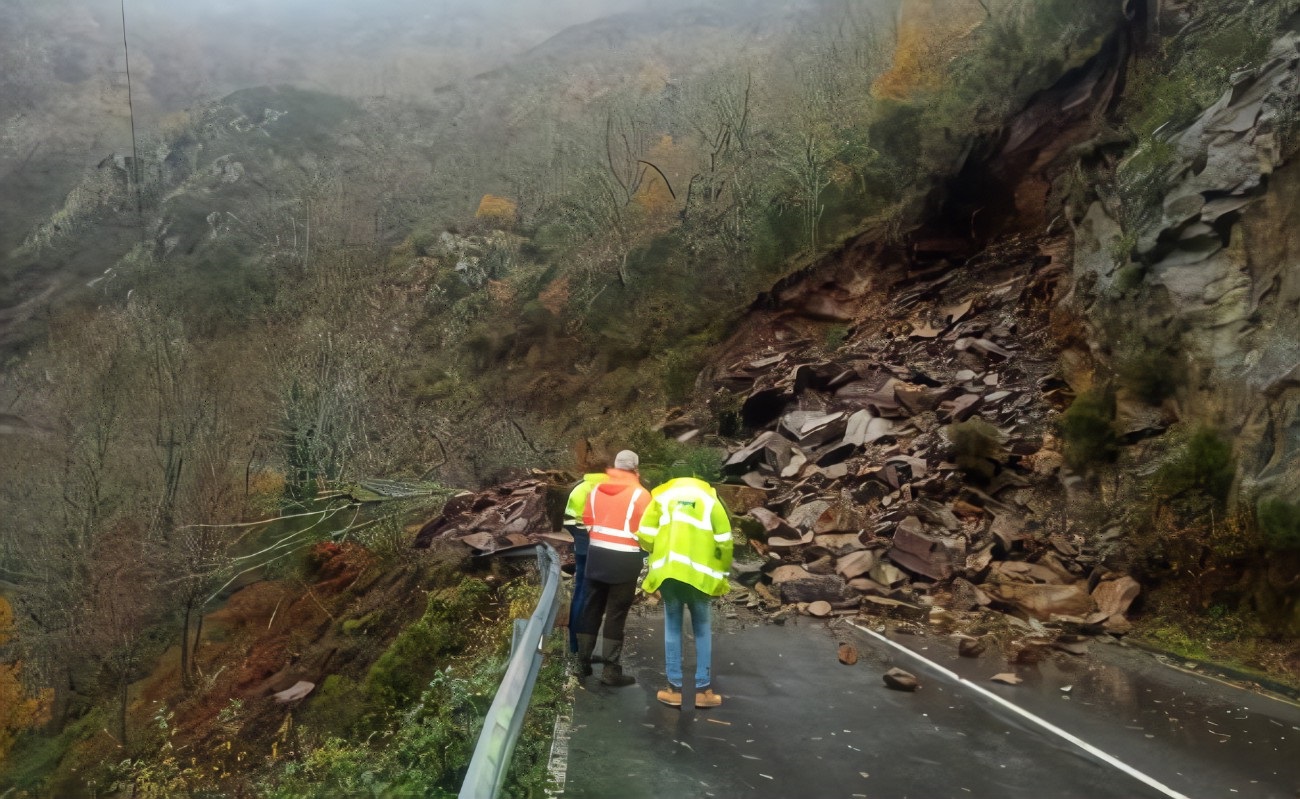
660, 579, 712, 690
568, 552, 587, 653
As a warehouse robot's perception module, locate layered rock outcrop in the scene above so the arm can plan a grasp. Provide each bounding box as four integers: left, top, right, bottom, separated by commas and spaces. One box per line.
1074, 28, 1300, 500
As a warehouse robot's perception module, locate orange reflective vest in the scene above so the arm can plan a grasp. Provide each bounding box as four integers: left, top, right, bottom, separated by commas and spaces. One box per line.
583, 468, 650, 555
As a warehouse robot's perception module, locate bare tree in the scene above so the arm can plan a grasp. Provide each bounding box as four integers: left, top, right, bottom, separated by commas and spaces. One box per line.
677, 69, 759, 265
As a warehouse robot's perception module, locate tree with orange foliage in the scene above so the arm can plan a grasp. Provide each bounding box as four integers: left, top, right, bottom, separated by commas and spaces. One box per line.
475, 194, 518, 228
0, 596, 53, 763
0, 596, 12, 643
872, 0, 986, 100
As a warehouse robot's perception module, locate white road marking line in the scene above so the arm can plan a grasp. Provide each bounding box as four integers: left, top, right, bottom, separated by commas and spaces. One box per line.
546, 711, 573, 796
849, 622, 1192, 799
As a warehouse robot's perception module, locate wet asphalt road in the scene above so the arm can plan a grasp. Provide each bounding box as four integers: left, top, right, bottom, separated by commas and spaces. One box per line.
562, 604, 1300, 798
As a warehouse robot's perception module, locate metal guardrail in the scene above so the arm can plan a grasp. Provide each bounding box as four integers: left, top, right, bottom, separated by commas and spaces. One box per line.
459, 543, 563, 799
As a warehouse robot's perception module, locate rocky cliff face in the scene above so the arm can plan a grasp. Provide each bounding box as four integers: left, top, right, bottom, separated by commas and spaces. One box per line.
1072, 27, 1300, 503
1058, 22, 1300, 636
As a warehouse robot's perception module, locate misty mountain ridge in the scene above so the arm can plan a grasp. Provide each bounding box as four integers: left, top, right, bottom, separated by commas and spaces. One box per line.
0, 0, 817, 351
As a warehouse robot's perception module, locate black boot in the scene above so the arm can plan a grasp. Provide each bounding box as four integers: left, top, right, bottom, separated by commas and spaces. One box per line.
571, 633, 596, 678
599, 639, 636, 687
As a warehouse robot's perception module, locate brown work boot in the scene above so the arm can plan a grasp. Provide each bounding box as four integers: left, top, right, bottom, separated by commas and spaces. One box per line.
571, 634, 596, 678
696, 688, 722, 708
600, 665, 636, 687
656, 686, 683, 707
567, 653, 592, 678
599, 639, 636, 686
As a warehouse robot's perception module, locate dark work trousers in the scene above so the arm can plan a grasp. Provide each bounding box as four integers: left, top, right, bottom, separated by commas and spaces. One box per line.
576, 577, 636, 652
568, 551, 588, 652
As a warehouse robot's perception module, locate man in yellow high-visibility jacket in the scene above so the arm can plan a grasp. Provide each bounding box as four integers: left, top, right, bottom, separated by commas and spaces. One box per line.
637, 476, 733, 708
563, 470, 608, 657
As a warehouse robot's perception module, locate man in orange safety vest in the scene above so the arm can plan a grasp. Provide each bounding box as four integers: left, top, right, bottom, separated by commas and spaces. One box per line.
573, 449, 650, 686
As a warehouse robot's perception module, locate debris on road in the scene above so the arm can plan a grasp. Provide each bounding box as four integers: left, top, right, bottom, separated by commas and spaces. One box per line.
838, 643, 859, 665
883, 667, 921, 691
990, 673, 1023, 685
958, 636, 988, 658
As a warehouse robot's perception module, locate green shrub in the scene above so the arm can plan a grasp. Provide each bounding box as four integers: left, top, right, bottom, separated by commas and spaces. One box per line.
272, 665, 503, 799
660, 356, 701, 406
1257, 498, 1300, 552
357, 515, 413, 564
1115, 137, 1178, 231
1120, 64, 1206, 141
1114, 3, 1283, 230
1059, 390, 1119, 470
364, 579, 491, 709
1120, 7, 1275, 141
659, 344, 709, 404
516, 299, 557, 342
1141, 621, 1211, 662
626, 428, 724, 488
300, 675, 367, 737
1113, 262, 1147, 294
503, 638, 566, 796
268, 625, 563, 799
266, 736, 390, 799
1108, 228, 1140, 269
1154, 427, 1235, 506
409, 228, 440, 257
823, 324, 850, 351
868, 101, 925, 183
379, 669, 490, 793
340, 611, 378, 636
426, 269, 473, 312
945, 419, 1006, 482
463, 322, 515, 373
711, 390, 745, 438
1115, 335, 1187, 404
655, 446, 726, 486
0, 706, 109, 795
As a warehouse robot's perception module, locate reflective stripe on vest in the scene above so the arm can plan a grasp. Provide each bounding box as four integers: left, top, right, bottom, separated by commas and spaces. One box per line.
588, 487, 643, 553
649, 550, 728, 581
589, 524, 640, 552
653, 485, 716, 532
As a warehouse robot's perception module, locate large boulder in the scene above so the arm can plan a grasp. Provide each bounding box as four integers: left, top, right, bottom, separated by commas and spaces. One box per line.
984, 581, 1096, 621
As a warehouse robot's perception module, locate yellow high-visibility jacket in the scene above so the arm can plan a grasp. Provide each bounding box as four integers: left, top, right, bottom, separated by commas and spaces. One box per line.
563, 472, 607, 555
638, 477, 733, 597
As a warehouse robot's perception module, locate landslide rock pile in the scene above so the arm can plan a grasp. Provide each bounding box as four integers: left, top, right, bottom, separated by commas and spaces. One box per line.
412, 479, 558, 552
691, 235, 1142, 650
